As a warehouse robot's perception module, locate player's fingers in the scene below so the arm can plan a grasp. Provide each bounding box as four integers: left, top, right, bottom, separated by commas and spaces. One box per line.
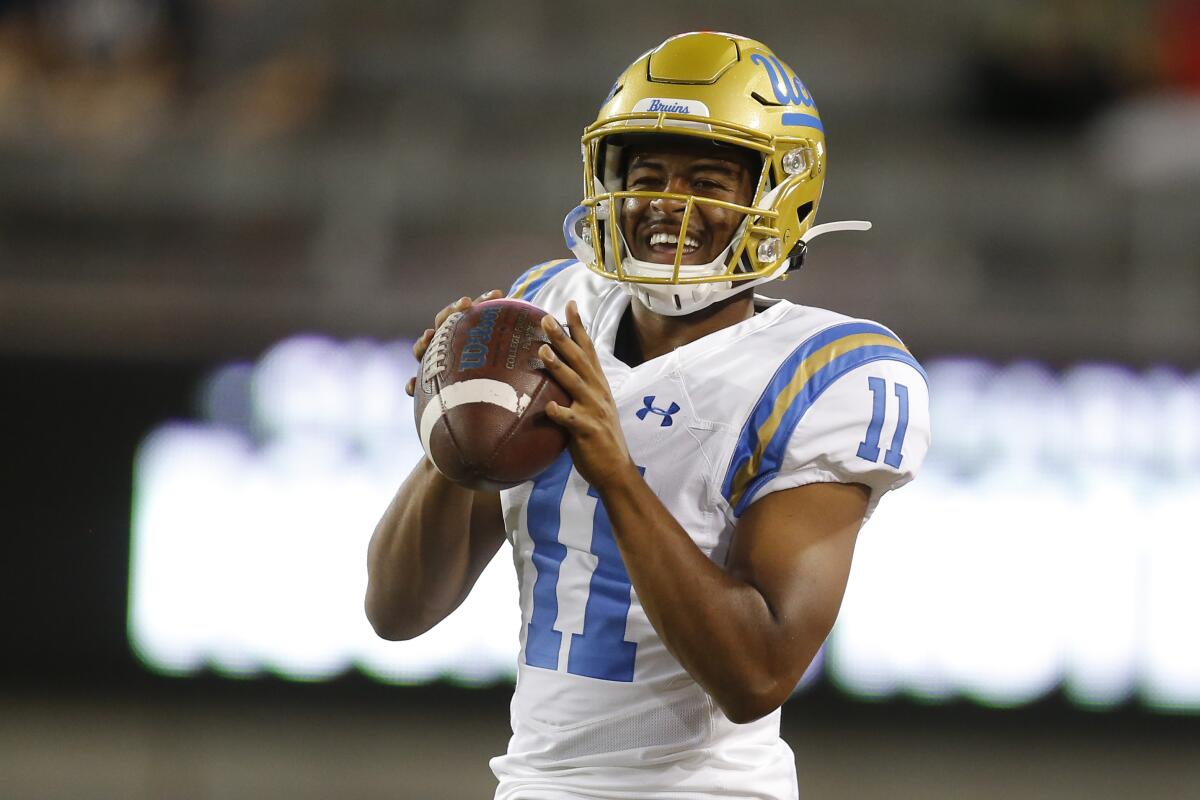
544, 401, 585, 433
565, 301, 598, 359
405, 376, 416, 397
433, 296, 472, 330
540, 313, 594, 380
562, 302, 603, 381
412, 328, 435, 360
475, 289, 503, 302
539, 343, 590, 399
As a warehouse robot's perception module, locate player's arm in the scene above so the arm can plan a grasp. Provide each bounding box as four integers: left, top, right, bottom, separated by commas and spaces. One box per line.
598, 475, 865, 724
364, 291, 508, 641
365, 463, 506, 641
539, 301, 873, 723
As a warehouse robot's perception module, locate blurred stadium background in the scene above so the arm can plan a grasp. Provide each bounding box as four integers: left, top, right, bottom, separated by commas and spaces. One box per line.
3, 0, 1199, 798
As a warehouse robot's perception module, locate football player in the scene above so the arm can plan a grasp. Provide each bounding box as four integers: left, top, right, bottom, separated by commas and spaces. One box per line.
367, 32, 930, 799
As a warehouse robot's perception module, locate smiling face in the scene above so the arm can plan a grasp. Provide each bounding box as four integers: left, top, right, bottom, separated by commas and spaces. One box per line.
618, 136, 758, 267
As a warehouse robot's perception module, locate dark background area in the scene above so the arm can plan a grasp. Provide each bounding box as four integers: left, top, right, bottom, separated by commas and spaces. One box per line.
3, 357, 201, 682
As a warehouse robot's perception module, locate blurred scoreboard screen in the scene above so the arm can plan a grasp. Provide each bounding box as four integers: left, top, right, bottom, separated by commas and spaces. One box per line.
128, 336, 1200, 711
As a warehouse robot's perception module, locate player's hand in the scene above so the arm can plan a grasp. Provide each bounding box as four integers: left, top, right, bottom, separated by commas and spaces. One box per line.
406, 289, 504, 396
539, 300, 638, 492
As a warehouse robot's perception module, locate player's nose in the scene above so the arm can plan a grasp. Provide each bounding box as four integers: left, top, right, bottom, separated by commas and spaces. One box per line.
649, 175, 690, 214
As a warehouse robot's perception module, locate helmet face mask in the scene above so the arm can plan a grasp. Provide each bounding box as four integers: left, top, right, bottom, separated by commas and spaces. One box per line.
615, 135, 760, 278
563, 32, 828, 315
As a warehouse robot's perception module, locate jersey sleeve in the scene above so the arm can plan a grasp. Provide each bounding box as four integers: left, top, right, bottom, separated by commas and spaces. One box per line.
721, 322, 931, 521
506, 259, 577, 306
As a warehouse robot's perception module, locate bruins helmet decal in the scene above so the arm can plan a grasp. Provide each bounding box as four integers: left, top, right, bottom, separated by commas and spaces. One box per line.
563, 32, 869, 315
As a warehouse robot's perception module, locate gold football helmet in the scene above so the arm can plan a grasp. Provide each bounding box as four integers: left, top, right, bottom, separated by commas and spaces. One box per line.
563, 32, 868, 315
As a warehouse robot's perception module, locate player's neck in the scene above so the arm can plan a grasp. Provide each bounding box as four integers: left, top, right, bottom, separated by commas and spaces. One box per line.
625, 290, 756, 364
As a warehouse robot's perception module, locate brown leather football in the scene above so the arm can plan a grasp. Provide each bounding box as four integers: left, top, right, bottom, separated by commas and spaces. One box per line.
414, 299, 570, 490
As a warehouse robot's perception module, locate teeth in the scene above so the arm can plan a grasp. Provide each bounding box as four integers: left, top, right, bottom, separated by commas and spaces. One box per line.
648, 232, 700, 251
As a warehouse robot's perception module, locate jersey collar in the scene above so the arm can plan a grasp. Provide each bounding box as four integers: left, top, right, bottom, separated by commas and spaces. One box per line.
589, 285, 793, 385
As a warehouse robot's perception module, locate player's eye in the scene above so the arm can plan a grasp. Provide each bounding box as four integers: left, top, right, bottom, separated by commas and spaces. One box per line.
627, 173, 663, 189
693, 177, 731, 193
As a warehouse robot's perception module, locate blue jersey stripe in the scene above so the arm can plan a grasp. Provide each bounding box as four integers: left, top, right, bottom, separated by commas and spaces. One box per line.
732, 346, 925, 516
722, 323, 901, 499
722, 321, 926, 515
508, 259, 575, 302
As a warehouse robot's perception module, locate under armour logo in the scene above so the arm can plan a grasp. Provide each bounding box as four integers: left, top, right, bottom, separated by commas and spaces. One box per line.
635, 395, 680, 427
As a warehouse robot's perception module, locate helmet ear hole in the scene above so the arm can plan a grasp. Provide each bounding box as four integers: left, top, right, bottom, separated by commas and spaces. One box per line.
783, 202, 815, 273
796, 201, 814, 226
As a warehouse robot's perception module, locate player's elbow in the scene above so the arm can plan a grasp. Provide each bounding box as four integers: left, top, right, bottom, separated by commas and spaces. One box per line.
367, 616, 418, 641
366, 611, 425, 642
365, 606, 407, 641
718, 682, 791, 725
717, 650, 812, 724
721, 616, 837, 722
364, 590, 426, 641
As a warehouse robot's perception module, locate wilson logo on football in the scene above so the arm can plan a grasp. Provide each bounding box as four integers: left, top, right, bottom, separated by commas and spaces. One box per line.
458, 305, 501, 370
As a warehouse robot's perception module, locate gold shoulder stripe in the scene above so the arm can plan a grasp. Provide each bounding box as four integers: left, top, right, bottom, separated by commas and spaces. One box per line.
728, 332, 908, 507
510, 259, 569, 300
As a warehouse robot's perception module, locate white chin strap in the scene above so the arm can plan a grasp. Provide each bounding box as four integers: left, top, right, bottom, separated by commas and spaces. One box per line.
561, 198, 871, 317
802, 220, 873, 240
621, 220, 873, 317
619, 247, 735, 317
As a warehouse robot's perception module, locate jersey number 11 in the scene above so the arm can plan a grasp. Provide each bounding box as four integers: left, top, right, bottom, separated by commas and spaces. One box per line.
857, 376, 909, 468
523, 453, 640, 682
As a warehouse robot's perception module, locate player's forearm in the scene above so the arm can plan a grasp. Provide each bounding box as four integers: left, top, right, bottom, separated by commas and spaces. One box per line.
365, 458, 489, 640
595, 469, 808, 723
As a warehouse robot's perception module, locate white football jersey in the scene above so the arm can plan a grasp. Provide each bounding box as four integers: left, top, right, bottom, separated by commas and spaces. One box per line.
490, 260, 930, 799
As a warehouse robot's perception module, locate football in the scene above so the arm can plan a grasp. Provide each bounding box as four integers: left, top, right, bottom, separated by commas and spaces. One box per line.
414, 299, 570, 490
